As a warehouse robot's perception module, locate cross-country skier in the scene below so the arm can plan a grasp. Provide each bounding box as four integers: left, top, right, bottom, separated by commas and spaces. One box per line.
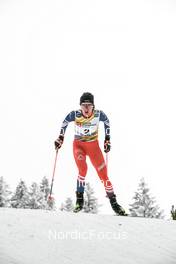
54, 92, 126, 215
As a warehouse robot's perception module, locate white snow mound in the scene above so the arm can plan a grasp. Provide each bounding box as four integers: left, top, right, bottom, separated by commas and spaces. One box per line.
0, 208, 176, 264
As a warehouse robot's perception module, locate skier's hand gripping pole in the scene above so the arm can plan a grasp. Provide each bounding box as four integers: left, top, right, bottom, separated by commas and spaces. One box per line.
104, 138, 111, 153
54, 135, 64, 150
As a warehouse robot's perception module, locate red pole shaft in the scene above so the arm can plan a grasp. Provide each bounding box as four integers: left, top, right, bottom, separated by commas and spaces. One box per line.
49, 149, 58, 197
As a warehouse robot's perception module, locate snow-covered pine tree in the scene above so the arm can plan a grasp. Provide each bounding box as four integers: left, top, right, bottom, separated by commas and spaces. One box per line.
11, 179, 30, 209
129, 177, 164, 218
171, 205, 176, 220
0, 176, 11, 207
83, 182, 100, 214
28, 182, 46, 209
40, 176, 50, 200
60, 197, 74, 212
39, 176, 55, 210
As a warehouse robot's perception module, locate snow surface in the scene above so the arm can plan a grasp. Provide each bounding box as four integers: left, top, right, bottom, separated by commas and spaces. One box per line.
0, 208, 176, 264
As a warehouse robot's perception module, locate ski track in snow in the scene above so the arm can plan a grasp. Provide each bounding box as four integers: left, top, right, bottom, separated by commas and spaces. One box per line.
0, 208, 176, 264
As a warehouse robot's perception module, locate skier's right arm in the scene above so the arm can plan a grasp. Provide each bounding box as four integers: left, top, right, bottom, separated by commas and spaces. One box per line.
54, 111, 75, 150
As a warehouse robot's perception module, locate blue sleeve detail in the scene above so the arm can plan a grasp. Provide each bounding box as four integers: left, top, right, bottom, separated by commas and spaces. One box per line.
100, 110, 110, 140
65, 111, 76, 122
59, 111, 75, 136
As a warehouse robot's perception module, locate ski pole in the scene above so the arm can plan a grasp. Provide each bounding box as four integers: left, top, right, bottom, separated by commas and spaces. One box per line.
48, 149, 58, 200
106, 152, 108, 173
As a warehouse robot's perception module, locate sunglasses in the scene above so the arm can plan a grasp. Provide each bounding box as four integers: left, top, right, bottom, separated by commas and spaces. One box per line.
81, 103, 93, 107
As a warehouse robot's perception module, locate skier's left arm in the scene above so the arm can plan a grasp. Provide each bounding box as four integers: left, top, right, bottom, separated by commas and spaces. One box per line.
100, 111, 111, 153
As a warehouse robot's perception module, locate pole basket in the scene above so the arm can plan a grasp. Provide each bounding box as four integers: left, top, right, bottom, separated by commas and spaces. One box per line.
48, 195, 54, 201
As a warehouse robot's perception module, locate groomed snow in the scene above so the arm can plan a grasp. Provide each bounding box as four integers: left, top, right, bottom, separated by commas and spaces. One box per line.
0, 208, 176, 264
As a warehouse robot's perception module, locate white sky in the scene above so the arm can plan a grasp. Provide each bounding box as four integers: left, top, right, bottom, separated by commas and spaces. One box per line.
0, 0, 176, 216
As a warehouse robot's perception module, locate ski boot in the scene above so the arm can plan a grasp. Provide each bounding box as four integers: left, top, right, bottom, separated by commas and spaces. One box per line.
73, 191, 84, 213
109, 194, 127, 216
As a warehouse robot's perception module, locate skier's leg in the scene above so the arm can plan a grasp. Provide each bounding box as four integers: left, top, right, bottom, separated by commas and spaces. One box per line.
73, 140, 87, 212
87, 140, 127, 215
87, 140, 114, 196
73, 140, 87, 193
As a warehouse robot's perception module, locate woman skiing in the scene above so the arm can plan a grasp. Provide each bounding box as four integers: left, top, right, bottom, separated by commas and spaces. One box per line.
54, 92, 126, 215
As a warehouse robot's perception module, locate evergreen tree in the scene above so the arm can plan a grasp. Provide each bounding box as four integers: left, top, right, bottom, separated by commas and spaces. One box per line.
28, 182, 46, 209
40, 176, 50, 200
171, 205, 176, 220
83, 182, 100, 214
60, 197, 74, 212
39, 176, 55, 210
0, 176, 11, 207
11, 179, 30, 208
129, 177, 164, 218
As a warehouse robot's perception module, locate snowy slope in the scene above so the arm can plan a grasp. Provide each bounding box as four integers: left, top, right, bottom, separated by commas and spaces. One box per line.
0, 208, 176, 264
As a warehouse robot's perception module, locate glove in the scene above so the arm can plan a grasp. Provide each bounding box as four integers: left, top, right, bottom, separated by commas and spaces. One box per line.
54, 135, 64, 150
104, 139, 111, 153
